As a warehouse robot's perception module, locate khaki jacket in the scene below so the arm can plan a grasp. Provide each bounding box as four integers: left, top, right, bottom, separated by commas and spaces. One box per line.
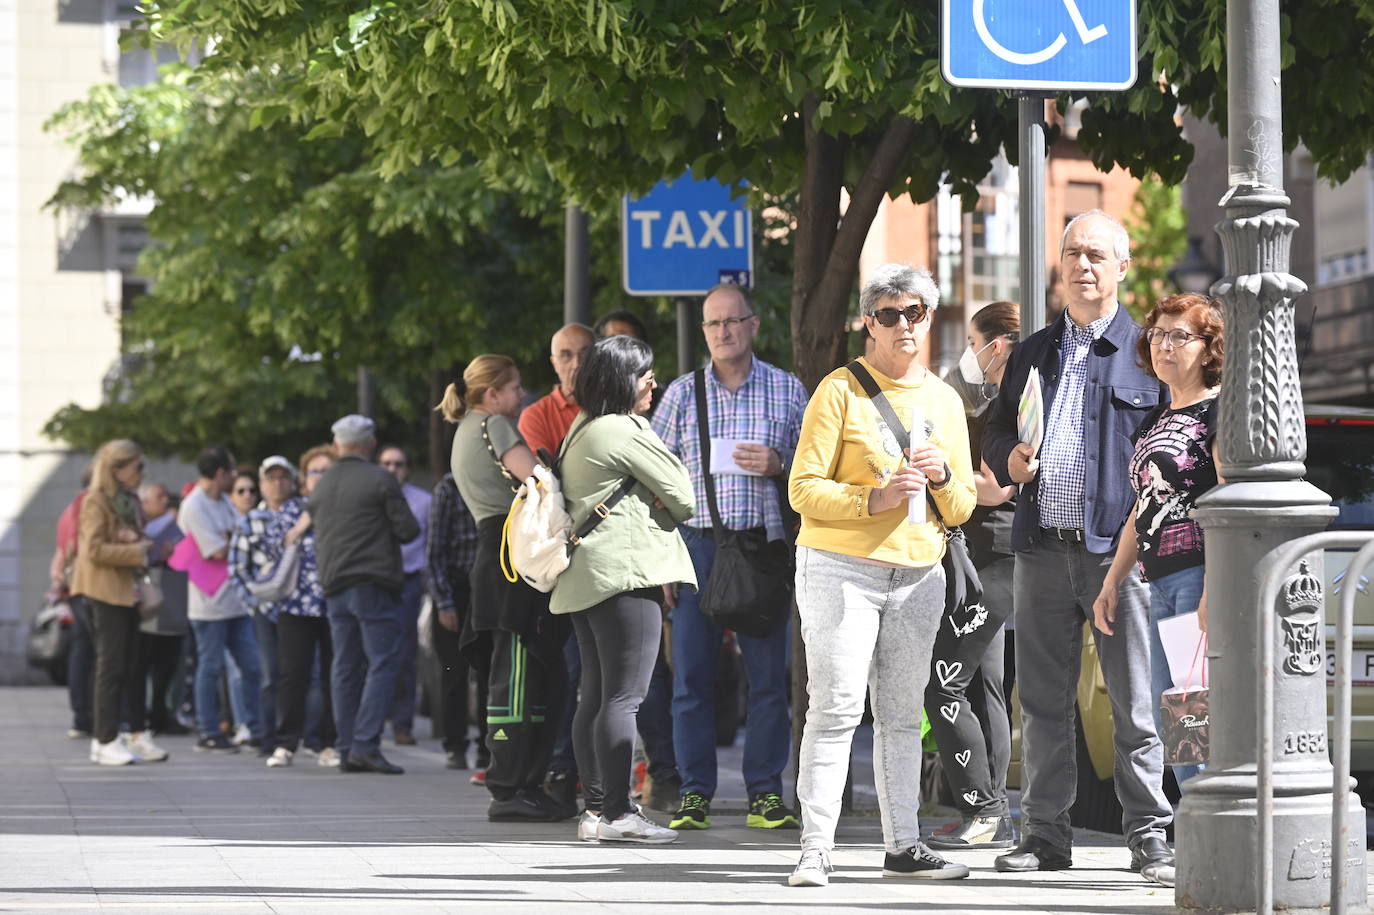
70, 490, 146, 607
550, 413, 697, 614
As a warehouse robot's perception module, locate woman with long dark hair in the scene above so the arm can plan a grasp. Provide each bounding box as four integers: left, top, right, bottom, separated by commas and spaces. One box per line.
551, 336, 696, 843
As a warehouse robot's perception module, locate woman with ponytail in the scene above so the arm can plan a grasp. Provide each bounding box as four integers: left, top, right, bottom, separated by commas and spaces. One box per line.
439, 355, 571, 822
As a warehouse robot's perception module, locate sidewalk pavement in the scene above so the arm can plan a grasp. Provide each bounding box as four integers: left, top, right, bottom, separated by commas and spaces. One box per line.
3, 686, 1186, 913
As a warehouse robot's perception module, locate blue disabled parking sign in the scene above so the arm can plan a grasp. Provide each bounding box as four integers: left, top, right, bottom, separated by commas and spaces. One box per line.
622, 171, 753, 297
942, 0, 1137, 92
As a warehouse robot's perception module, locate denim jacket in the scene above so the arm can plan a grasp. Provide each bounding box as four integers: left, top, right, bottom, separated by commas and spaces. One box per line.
982, 306, 1167, 554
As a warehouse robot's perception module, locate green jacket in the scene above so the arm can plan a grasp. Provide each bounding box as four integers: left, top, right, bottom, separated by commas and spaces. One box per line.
549, 412, 697, 614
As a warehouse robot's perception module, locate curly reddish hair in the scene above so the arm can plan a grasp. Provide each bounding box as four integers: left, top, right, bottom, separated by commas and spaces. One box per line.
1136, 293, 1225, 389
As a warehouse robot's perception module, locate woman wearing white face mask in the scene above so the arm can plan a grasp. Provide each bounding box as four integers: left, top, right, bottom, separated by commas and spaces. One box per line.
925, 302, 1022, 851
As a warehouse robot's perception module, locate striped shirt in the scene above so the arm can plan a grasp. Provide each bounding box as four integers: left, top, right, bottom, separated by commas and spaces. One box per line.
651, 357, 808, 541
1039, 306, 1117, 529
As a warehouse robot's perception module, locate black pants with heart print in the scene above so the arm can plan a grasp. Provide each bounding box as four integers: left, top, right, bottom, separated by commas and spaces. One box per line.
924, 555, 1014, 818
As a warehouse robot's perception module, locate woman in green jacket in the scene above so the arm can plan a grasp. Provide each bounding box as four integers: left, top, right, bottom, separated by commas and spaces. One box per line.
551, 335, 697, 845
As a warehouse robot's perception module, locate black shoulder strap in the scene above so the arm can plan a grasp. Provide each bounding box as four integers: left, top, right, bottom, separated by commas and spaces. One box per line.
845, 359, 949, 528
694, 368, 725, 532
558, 414, 640, 553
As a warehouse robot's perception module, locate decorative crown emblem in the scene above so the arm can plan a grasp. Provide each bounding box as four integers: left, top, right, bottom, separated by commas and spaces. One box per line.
1282, 559, 1323, 614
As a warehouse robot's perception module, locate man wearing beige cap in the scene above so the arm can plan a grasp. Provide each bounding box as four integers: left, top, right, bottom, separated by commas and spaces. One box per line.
312, 415, 420, 774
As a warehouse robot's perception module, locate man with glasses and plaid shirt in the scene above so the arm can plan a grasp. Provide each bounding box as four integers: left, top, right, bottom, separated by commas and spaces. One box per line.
650, 283, 808, 832
982, 210, 1175, 885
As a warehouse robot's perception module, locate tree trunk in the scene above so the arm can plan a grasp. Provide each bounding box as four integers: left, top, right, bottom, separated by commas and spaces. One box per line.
790, 105, 919, 391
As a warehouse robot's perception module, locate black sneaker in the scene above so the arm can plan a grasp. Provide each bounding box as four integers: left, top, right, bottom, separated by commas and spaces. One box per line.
545, 772, 579, 817
195, 734, 240, 754
882, 843, 971, 880
669, 790, 711, 830
487, 790, 570, 823
747, 792, 799, 829
445, 750, 468, 770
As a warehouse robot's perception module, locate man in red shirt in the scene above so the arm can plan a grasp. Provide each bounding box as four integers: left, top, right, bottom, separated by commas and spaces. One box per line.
517, 323, 595, 459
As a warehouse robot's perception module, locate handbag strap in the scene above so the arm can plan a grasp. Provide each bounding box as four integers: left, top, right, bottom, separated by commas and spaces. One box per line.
1181, 632, 1209, 694
555, 414, 640, 552
480, 415, 519, 494
845, 360, 948, 529
694, 368, 726, 534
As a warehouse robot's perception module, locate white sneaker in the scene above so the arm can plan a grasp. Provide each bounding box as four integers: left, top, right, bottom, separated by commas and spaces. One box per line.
232, 724, 251, 746
578, 810, 601, 842
299, 746, 320, 759
596, 808, 678, 844
93, 737, 136, 766
267, 747, 293, 768
89, 738, 99, 763
790, 847, 833, 887
123, 731, 168, 762
316, 747, 341, 768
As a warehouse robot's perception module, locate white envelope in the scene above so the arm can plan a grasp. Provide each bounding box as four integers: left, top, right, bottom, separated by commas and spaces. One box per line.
709, 438, 763, 476
1157, 609, 1208, 690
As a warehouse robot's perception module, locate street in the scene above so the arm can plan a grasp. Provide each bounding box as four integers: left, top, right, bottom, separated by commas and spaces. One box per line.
0, 686, 1197, 913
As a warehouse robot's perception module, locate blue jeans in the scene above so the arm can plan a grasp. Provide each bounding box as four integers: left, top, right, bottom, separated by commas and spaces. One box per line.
327, 583, 403, 758
388, 573, 425, 734
191, 616, 262, 738
1148, 565, 1206, 786
671, 525, 791, 799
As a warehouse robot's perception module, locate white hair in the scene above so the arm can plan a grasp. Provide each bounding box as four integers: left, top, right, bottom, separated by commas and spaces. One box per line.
1061, 209, 1131, 262
859, 264, 940, 316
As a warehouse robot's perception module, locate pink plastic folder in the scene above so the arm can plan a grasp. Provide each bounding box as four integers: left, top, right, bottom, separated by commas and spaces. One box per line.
166, 532, 228, 597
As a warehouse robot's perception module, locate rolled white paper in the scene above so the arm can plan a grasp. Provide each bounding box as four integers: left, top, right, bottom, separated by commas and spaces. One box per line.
908, 404, 926, 525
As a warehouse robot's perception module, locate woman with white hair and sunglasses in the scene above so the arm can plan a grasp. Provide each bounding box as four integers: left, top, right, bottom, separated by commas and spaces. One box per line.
786, 264, 976, 887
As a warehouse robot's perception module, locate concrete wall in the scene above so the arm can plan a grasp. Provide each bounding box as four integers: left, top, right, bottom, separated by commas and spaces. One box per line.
1, 1, 122, 681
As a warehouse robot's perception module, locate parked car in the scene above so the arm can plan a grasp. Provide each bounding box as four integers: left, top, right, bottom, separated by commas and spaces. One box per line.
1050, 404, 1374, 832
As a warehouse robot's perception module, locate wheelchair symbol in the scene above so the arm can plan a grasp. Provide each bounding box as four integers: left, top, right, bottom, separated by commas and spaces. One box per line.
974, 0, 1108, 66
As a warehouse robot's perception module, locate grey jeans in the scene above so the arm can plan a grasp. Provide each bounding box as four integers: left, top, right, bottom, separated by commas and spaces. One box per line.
795, 546, 945, 853
1014, 537, 1172, 849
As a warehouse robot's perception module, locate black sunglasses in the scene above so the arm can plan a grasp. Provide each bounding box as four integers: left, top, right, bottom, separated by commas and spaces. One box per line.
871, 303, 929, 327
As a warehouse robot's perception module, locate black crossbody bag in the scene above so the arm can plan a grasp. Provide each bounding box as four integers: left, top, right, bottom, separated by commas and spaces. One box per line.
846, 360, 983, 617
693, 368, 793, 638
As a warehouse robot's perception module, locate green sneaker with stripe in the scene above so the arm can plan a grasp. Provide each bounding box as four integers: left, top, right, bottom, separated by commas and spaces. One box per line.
747, 792, 799, 829
669, 791, 712, 830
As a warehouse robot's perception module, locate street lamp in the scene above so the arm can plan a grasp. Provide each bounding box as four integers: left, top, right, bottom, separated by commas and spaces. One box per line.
1167, 235, 1221, 294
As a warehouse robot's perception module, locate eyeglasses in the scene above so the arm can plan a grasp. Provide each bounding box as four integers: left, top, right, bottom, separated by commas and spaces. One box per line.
1144, 327, 1209, 348
233, 486, 258, 496
701, 314, 755, 332
871, 303, 929, 327
306, 468, 328, 477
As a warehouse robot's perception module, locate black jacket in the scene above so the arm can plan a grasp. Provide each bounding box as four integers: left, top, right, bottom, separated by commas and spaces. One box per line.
311, 455, 420, 596
982, 306, 1167, 554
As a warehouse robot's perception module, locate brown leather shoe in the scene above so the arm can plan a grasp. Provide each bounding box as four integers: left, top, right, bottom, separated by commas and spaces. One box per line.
394, 730, 416, 746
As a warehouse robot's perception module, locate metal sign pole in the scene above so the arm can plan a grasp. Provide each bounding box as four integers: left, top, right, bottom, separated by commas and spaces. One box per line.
564, 203, 590, 326
1018, 94, 1048, 334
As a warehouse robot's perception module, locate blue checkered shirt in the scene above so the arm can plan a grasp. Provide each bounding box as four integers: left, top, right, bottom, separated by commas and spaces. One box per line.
1038, 306, 1118, 529
651, 358, 808, 541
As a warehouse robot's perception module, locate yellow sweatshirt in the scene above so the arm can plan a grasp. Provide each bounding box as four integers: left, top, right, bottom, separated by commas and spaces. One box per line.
788, 358, 976, 567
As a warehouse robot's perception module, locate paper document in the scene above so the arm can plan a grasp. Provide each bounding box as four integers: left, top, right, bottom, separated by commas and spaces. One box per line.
1157, 609, 1207, 690
710, 439, 764, 477
1017, 366, 1045, 458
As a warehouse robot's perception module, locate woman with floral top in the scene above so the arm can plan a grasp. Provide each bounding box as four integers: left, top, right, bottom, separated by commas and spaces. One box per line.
259, 445, 339, 768
1094, 292, 1225, 788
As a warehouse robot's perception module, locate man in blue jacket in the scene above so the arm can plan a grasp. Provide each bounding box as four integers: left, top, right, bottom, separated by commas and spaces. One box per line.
982, 210, 1174, 884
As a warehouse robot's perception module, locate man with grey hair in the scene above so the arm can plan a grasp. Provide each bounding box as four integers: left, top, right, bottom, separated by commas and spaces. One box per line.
983, 209, 1175, 883
312, 414, 420, 775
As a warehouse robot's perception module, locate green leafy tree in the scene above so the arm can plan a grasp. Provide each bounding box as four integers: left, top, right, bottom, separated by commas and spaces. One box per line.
1121, 180, 1188, 318
43, 69, 583, 463
138, 0, 1374, 387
